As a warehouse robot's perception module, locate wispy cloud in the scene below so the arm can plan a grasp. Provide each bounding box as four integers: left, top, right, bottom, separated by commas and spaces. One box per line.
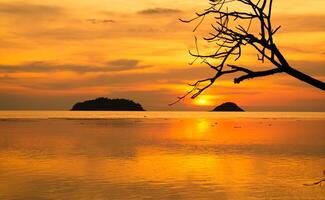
274, 14, 325, 32
0, 2, 63, 18
105, 59, 148, 71
137, 8, 181, 15
0, 59, 151, 73
86, 19, 116, 24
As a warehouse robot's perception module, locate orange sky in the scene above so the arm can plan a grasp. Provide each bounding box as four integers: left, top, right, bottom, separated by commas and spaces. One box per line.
0, 0, 324, 111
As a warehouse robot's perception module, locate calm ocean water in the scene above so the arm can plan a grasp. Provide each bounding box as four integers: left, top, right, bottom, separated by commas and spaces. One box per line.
0, 111, 325, 119
0, 111, 324, 199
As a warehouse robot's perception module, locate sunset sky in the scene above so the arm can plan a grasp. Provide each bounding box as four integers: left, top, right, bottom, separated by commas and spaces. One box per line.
0, 0, 324, 111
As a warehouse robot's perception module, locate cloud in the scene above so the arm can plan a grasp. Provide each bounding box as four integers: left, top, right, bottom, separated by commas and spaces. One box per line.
0, 2, 63, 18
288, 60, 325, 76
86, 19, 116, 24
0, 64, 214, 91
105, 59, 150, 71
274, 14, 325, 32
0, 59, 151, 73
0, 75, 15, 82
137, 8, 181, 15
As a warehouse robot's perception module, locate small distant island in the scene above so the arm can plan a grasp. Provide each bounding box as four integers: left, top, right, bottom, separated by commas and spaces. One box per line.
71, 97, 145, 111
212, 102, 244, 112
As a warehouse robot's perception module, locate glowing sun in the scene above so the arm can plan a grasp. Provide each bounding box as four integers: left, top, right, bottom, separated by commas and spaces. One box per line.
193, 95, 219, 106
194, 98, 209, 106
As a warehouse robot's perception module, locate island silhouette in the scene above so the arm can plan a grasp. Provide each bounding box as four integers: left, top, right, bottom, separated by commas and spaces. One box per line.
212, 102, 244, 112
71, 97, 145, 111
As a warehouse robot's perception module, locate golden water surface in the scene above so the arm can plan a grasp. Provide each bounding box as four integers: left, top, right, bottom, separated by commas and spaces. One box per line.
0, 112, 324, 199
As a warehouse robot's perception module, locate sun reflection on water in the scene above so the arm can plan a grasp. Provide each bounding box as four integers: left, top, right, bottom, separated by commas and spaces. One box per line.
0, 116, 324, 200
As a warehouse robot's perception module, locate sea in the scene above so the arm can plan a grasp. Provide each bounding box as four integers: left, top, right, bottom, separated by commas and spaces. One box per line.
0, 111, 324, 200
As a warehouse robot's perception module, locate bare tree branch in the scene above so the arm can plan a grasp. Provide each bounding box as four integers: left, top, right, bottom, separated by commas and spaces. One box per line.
171, 0, 324, 105
303, 170, 325, 187
303, 178, 325, 187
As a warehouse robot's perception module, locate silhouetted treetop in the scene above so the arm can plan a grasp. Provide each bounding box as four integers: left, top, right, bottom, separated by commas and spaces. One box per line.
171, 0, 324, 105
71, 97, 145, 111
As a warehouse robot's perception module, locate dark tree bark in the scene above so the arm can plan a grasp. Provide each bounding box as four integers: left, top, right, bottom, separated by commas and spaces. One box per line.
171, 0, 324, 105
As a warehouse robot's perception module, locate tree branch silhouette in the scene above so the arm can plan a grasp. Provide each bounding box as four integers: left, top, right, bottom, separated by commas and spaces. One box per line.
303, 178, 325, 187
303, 170, 325, 187
170, 0, 324, 105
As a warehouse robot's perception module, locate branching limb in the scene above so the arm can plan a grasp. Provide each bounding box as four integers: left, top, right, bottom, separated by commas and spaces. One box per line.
171, 0, 325, 106
303, 178, 325, 187
228, 65, 283, 83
